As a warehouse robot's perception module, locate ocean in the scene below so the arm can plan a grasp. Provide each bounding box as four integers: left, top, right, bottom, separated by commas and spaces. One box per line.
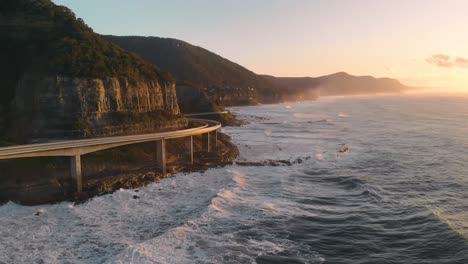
1, 95, 468, 263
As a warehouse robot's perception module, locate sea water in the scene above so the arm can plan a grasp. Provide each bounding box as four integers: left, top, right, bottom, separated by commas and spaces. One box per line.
1, 95, 468, 263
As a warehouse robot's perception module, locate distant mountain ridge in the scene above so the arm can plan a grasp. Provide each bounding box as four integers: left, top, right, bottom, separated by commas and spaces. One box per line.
265, 72, 407, 97
316, 72, 407, 96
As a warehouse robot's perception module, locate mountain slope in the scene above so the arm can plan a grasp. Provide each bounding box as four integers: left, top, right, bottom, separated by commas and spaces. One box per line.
102, 35, 283, 107
264, 72, 406, 97
0, 0, 183, 143
102, 36, 262, 89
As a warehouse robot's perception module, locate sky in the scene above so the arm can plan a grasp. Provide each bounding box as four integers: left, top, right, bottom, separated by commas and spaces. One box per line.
53, 0, 468, 92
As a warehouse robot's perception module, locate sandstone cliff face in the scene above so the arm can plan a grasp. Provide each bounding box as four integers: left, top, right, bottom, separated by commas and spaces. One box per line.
3, 75, 184, 143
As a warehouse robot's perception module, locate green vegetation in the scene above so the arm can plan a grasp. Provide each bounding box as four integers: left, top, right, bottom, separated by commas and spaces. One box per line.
0, 0, 172, 106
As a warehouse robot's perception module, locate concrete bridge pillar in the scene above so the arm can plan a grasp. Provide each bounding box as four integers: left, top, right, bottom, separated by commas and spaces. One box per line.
185, 136, 194, 164
210, 130, 218, 147
70, 155, 82, 193
202, 133, 211, 152
156, 139, 166, 174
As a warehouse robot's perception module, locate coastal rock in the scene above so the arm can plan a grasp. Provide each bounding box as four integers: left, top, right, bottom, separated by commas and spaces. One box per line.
236, 157, 311, 167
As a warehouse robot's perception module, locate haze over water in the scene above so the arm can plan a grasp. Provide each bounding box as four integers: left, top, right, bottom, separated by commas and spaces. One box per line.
1, 95, 468, 263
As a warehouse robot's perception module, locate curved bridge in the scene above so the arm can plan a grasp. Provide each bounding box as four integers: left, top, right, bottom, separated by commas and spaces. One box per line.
0, 118, 221, 192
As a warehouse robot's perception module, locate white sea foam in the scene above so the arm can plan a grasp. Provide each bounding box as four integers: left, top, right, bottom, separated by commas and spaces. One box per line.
337, 112, 350, 118
0, 169, 233, 263
293, 112, 317, 119
315, 153, 325, 161
109, 167, 305, 264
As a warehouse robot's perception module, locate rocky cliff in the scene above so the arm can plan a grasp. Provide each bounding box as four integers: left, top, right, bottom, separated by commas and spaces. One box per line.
0, 0, 184, 143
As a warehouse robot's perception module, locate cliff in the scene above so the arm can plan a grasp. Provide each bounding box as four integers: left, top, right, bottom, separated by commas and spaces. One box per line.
0, 0, 184, 143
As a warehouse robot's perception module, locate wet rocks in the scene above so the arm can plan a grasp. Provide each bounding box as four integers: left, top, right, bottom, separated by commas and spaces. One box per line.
339, 147, 351, 154
236, 156, 311, 167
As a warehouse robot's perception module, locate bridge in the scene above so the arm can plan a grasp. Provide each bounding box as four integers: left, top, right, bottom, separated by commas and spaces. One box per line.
0, 118, 221, 193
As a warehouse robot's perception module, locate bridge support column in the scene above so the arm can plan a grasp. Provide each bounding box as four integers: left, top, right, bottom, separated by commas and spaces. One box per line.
202, 133, 211, 152
210, 130, 218, 147
70, 155, 82, 193
185, 136, 194, 164
156, 139, 166, 174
